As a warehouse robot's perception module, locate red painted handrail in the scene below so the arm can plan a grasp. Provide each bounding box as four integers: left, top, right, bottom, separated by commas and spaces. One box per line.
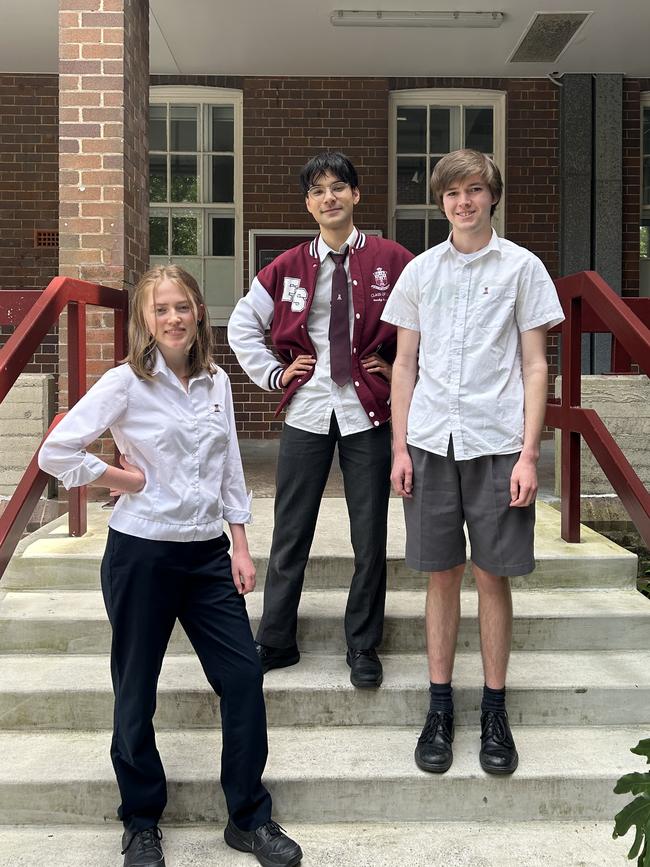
546, 271, 650, 546
0, 277, 129, 579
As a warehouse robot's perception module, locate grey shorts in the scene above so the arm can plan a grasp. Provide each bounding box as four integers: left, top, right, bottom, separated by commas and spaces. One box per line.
403, 439, 536, 576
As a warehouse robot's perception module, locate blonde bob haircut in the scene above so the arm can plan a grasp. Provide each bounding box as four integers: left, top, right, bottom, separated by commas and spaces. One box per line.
126, 264, 215, 380
430, 149, 503, 217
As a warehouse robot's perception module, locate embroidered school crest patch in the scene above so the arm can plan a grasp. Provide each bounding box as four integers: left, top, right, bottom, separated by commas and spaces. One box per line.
371, 267, 390, 292
290, 287, 308, 312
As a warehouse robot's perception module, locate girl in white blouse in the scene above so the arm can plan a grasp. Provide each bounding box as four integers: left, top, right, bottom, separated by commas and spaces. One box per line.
38, 265, 302, 867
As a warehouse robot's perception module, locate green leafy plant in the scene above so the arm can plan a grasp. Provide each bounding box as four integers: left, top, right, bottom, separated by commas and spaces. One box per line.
613, 738, 650, 865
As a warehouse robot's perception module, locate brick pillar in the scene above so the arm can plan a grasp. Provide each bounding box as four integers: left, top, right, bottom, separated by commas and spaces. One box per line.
58, 0, 149, 470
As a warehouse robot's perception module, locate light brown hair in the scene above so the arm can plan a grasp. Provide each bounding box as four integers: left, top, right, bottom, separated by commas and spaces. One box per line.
125, 265, 215, 379
431, 149, 503, 216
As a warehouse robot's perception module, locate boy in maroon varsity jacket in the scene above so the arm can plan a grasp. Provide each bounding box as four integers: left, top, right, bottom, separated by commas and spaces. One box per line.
228, 152, 412, 688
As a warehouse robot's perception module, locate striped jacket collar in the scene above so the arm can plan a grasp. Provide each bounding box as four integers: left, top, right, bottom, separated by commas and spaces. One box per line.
309, 227, 366, 260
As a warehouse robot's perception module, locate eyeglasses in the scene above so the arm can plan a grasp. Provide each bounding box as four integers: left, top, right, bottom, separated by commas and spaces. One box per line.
307, 182, 350, 200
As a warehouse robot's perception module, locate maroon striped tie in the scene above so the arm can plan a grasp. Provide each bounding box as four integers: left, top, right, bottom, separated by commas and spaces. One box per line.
329, 251, 351, 386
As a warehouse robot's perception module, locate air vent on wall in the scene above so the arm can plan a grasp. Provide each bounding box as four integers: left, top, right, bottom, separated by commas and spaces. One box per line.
34, 229, 59, 249
508, 11, 592, 63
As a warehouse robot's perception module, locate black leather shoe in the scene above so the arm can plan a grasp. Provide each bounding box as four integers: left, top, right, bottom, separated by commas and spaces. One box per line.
480, 709, 519, 775
346, 648, 383, 688
414, 709, 454, 773
224, 818, 303, 867
121, 827, 165, 866
255, 642, 300, 674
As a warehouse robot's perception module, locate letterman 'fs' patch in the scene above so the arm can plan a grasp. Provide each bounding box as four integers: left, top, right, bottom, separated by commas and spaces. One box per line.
282, 277, 308, 312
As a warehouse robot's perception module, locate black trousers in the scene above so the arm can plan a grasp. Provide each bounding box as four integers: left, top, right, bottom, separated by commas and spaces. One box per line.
100, 529, 272, 833
256, 415, 391, 650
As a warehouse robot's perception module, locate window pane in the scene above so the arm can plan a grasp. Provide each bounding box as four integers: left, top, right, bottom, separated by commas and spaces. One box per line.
465, 108, 493, 153
205, 259, 236, 307
149, 105, 166, 151
212, 155, 234, 202
395, 219, 425, 255
170, 105, 197, 151
172, 213, 200, 255
171, 257, 202, 286
640, 224, 649, 259
429, 108, 450, 154
428, 217, 449, 248
643, 107, 650, 155
149, 155, 167, 202
211, 216, 235, 256
396, 107, 426, 154
149, 215, 168, 255
396, 156, 427, 204
170, 155, 198, 202
211, 105, 234, 152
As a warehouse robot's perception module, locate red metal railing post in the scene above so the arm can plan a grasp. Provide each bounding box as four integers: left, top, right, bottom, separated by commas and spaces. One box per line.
561, 292, 583, 543
67, 301, 87, 537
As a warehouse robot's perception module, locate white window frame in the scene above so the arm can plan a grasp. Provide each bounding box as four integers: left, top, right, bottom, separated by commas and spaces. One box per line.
149, 85, 243, 324
388, 89, 507, 249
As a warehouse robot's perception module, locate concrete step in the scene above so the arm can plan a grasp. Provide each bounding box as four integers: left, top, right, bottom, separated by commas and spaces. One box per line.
1, 588, 647, 654
0, 821, 631, 866
0, 726, 644, 824
3, 501, 637, 591
2, 651, 648, 729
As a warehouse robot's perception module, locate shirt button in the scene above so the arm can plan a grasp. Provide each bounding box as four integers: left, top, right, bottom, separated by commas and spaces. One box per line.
353, 347, 357, 353
353, 280, 358, 286
369, 411, 375, 417
355, 313, 360, 319
354, 380, 360, 387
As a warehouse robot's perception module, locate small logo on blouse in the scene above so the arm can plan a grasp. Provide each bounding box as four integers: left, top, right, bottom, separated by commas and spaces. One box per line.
214, 403, 222, 413
483, 287, 489, 295
371, 267, 390, 292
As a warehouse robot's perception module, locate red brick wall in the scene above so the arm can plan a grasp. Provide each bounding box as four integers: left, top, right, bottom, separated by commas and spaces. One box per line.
0, 74, 59, 376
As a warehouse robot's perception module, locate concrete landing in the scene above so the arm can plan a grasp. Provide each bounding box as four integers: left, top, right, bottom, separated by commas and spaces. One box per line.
0, 822, 630, 867
3, 500, 638, 590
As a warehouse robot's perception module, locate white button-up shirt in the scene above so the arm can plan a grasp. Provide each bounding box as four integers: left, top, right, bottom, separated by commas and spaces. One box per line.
382, 230, 564, 460
285, 228, 371, 435
38, 352, 252, 542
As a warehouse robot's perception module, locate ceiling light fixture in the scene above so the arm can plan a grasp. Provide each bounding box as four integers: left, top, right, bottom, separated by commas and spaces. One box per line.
330, 10, 505, 28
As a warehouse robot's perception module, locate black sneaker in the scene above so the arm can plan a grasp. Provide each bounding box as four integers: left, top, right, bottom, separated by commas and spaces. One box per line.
346, 648, 383, 688
255, 642, 300, 674
479, 709, 519, 775
121, 826, 165, 866
414, 708, 454, 773
224, 818, 303, 867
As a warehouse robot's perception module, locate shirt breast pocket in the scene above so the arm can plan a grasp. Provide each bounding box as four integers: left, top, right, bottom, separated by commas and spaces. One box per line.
205, 407, 230, 450
473, 283, 517, 331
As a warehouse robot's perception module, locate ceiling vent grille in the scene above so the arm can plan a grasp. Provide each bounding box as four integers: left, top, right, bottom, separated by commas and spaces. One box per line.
508, 11, 591, 63
34, 229, 59, 249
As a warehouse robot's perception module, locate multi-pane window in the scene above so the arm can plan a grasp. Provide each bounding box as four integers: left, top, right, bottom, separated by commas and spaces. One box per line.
148, 87, 242, 320
389, 90, 506, 255
641, 96, 650, 293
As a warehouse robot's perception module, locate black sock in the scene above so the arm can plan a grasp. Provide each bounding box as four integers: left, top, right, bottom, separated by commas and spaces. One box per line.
429, 681, 453, 714
481, 684, 506, 713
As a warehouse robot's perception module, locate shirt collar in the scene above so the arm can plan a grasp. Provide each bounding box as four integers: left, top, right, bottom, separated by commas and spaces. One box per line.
317, 226, 359, 263
442, 228, 503, 260
150, 348, 212, 383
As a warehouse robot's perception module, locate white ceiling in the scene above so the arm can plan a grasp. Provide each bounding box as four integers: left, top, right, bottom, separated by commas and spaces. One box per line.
1, 0, 649, 78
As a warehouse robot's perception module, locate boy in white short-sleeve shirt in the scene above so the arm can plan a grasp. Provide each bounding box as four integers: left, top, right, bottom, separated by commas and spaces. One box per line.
382, 149, 564, 777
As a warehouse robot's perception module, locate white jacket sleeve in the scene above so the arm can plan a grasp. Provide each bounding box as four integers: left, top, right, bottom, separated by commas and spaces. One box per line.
38, 366, 128, 490
227, 276, 286, 390
220, 372, 253, 525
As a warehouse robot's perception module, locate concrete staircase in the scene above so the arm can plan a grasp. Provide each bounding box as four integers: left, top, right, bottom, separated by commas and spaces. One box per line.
0, 499, 648, 866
